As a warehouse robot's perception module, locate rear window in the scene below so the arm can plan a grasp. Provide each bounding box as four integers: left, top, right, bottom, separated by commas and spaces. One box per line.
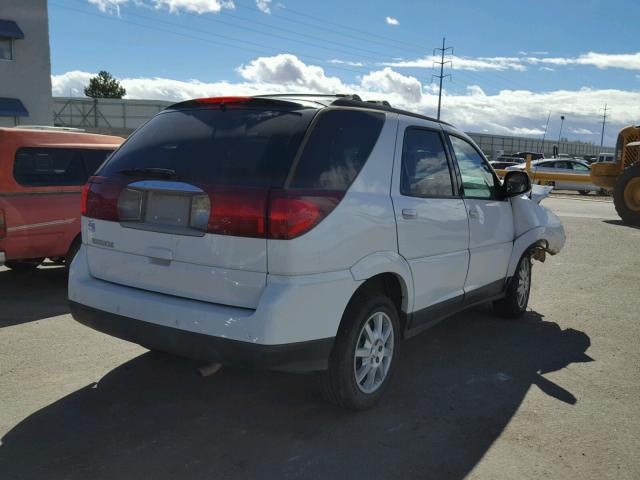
99, 106, 317, 187
13, 147, 114, 187
287, 109, 385, 189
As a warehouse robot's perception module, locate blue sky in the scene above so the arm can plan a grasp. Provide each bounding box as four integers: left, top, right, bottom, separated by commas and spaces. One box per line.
48, 0, 640, 144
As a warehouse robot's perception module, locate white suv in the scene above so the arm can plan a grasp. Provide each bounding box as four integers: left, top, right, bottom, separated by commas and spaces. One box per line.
69, 94, 565, 409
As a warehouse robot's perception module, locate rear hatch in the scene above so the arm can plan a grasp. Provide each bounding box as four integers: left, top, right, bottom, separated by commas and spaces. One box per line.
82, 98, 317, 309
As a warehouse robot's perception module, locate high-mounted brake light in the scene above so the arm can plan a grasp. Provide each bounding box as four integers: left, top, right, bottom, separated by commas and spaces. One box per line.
192, 96, 251, 105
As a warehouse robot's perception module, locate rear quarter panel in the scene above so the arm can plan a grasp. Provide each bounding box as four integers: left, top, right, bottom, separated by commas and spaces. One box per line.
266, 113, 400, 275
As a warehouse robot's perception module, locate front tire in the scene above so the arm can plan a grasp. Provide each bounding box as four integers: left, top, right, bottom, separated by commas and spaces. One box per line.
493, 254, 532, 319
578, 190, 590, 196
319, 292, 400, 410
613, 163, 640, 225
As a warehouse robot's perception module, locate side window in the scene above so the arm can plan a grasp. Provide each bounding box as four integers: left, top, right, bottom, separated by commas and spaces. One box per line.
572, 162, 589, 172
401, 128, 454, 197
449, 135, 496, 199
13, 148, 102, 187
288, 109, 385, 190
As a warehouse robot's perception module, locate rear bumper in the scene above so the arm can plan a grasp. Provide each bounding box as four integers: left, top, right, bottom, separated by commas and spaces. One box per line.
70, 301, 333, 372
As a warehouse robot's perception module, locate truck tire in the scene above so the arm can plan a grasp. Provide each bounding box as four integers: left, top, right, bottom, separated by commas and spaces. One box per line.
613, 163, 640, 225
319, 291, 400, 410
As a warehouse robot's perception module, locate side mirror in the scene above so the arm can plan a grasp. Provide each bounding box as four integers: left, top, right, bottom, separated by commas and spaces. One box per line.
503, 170, 531, 197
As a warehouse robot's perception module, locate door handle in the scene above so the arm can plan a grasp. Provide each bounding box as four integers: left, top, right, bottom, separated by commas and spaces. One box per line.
468, 210, 478, 219
402, 208, 418, 219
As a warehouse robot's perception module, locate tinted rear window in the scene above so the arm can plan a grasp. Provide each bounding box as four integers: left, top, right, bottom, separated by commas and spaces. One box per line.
13, 147, 114, 187
288, 109, 385, 189
99, 107, 317, 187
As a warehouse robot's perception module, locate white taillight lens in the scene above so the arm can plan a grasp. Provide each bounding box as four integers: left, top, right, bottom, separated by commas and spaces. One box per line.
118, 188, 144, 222
189, 194, 210, 231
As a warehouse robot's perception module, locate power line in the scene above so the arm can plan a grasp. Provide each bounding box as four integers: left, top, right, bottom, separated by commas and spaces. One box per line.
432, 37, 452, 121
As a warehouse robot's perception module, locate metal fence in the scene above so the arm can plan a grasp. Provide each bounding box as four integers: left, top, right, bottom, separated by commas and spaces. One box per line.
53, 97, 171, 132
52, 97, 614, 158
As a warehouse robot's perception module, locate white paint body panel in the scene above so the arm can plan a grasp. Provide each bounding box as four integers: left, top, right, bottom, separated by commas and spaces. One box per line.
390, 117, 470, 311
267, 113, 399, 275
83, 217, 266, 309
70, 245, 361, 344
463, 199, 514, 291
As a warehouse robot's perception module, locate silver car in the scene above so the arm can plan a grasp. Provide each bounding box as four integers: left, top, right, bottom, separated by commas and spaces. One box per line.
506, 159, 599, 195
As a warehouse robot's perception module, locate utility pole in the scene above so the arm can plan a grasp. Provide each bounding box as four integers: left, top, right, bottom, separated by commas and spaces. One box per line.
557, 115, 565, 153
600, 104, 608, 148
432, 37, 453, 121
541, 112, 551, 154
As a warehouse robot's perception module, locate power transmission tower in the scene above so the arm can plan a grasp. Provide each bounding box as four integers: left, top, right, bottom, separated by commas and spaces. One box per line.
432, 37, 453, 121
600, 104, 609, 148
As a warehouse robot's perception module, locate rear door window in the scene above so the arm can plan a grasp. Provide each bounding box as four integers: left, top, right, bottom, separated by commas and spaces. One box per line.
13, 148, 114, 187
287, 109, 385, 190
99, 106, 317, 188
400, 128, 454, 197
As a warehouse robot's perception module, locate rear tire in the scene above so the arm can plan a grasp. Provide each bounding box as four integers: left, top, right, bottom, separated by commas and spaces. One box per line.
493, 254, 532, 319
4, 259, 43, 272
578, 190, 590, 196
319, 291, 400, 410
613, 163, 640, 225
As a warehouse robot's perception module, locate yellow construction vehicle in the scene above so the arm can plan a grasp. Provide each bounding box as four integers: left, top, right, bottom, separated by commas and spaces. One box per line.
494, 125, 640, 225
591, 125, 640, 224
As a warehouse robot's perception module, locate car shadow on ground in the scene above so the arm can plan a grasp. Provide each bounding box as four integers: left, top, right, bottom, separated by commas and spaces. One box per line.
0, 264, 69, 328
0, 309, 592, 480
603, 219, 640, 230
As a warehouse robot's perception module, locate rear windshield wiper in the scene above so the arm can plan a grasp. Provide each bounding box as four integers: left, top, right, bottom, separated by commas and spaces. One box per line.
116, 168, 178, 179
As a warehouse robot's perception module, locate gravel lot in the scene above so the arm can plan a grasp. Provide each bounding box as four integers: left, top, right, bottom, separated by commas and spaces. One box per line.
1, 196, 639, 480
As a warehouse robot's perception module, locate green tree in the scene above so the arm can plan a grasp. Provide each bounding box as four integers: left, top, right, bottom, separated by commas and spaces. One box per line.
84, 71, 126, 98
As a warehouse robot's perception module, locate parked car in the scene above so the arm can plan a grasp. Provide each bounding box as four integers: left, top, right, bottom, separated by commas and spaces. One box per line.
505, 158, 599, 195
69, 95, 565, 409
512, 151, 545, 161
597, 152, 614, 163
490, 160, 522, 170
0, 127, 123, 271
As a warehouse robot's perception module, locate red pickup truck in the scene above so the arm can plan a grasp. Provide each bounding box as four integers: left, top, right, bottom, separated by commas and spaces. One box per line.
0, 127, 123, 271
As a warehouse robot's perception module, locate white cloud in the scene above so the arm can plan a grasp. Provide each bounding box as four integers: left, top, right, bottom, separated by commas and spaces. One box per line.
540, 66, 555, 72
386, 55, 527, 71
236, 53, 346, 92
572, 128, 595, 135
87, 0, 235, 14
385, 16, 399, 26
387, 51, 640, 72
361, 67, 422, 103
88, 0, 128, 15
52, 54, 640, 145
256, 0, 271, 13
329, 59, 365, 67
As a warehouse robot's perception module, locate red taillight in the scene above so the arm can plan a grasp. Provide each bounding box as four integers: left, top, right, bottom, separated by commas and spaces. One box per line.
83, 176, 124, 221
0, 209, 5, 239
204, 187, 269, 238
267, 190, 344, 240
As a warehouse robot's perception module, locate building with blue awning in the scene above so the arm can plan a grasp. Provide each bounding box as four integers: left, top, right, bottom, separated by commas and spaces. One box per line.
0, 1, 52, 127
